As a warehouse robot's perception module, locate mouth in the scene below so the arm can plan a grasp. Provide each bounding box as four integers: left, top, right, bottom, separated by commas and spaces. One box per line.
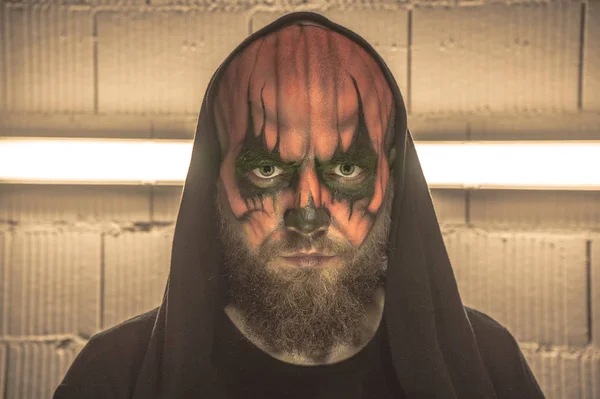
280, 253, 337, 268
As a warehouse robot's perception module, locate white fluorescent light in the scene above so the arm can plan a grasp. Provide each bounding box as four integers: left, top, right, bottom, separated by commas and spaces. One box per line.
0, 137, 599, 190
416, 141, 600, 190
0, 138, 192, 185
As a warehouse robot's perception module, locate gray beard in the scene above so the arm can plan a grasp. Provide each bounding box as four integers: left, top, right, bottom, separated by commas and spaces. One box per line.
216, 192, 392, 361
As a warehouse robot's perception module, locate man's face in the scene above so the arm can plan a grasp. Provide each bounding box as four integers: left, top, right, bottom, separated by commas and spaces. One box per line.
215, 23, 395, 357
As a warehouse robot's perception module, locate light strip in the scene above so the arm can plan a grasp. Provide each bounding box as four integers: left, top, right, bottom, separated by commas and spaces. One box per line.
0, 137, 599, 190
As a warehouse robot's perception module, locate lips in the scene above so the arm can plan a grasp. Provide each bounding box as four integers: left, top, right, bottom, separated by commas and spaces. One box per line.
280, 253, 336, 267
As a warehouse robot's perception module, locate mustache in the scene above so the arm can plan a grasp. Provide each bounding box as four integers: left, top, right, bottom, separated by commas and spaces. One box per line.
258, 230, 353, 260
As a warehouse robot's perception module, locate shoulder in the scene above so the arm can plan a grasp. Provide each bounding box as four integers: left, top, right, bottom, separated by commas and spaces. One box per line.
53, 308, 159, 398
465, 307, 545, 398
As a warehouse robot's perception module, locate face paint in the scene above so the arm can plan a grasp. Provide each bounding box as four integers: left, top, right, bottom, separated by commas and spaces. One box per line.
216, 22, 394, 261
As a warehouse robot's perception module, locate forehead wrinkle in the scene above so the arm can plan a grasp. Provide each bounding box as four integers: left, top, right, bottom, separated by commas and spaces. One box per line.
333, 34, 387, 150
216, 38, 266, 152
353, 50, 385, 149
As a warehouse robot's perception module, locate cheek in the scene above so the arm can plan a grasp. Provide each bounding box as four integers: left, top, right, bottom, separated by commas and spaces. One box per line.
321, 189, 374, 248
231, 189, 297, 250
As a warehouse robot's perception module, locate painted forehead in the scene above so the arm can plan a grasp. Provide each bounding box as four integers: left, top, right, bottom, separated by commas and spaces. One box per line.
214, 22, 395, 160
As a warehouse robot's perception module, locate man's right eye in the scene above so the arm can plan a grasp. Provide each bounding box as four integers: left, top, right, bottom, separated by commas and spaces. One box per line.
250, 165, 284, 179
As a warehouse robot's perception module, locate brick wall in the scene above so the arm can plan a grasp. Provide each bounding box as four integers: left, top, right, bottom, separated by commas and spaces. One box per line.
1, 0, 600, 397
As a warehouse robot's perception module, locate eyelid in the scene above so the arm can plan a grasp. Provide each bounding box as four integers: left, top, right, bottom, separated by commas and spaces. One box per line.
332, 164, 363, 178
250, 165, 285, 179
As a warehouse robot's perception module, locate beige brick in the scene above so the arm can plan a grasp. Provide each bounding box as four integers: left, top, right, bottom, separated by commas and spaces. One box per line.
444, 229, 588, 346
408, 112, 600, 141
0, 342, 6, 396
593, 238, 600, 348
3, 4, 94, 112
152, 186, 182, 222
97, 10, 249, 114
251, 10, 409, 97
468, 113, 600, 140
0, 3, 5, 112
151, 115, 199, 140
6, 340, 84, 399
0, 185, 152, 223
469, 190, 600, 229
584, 1, 600, 111
103, 228, 173, 329
0, 114, 152, 139
581, 348, 600, 399
4, 228, 101, 337
412, 2, 581, 114
520, 346, 584, 399
430, 189, 465, 225
150, 0, 278, 7
408, 114, 469, 140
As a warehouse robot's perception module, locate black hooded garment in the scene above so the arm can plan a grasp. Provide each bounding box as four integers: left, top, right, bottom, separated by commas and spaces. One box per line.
54, 11, 545, 399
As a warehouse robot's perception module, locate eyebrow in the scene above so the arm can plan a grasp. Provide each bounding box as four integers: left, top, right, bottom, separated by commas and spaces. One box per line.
236, 147, 295, 167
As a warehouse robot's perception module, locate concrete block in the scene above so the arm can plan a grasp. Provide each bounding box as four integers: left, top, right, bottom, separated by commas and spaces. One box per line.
583, 1, 600, 111
251, 9, 409, 97
468, 113, 600, 140
103, 228, 173, 329
152, 186, 183, 222
2, 4, 94, 113
469, 190, 600, 230
6, 340, 84, 399
0, 113, 153, 139
0, 185, 152, 223
96, 10, 248, 114
412, 2, 581, 114
150, 0, 278, 7
430, 189, 465, 225
4, 228, 101, 337
407, 114, 469, 140
520, 346, 584, 399
592, 238, 600, 348
581, 349, 600, 399
444, 229, 588, 346
0, 3, 5, 112
408, 112, 600, 141
151, 115, 199, 140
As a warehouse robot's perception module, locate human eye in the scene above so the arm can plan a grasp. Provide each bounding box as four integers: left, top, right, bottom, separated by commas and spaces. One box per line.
250, 165, 285, 179
332, 164, 363, 179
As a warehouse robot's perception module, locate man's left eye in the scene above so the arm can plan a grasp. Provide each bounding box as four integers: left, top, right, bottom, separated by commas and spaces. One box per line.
251, 165, 284, 179
333, 164, 362, 178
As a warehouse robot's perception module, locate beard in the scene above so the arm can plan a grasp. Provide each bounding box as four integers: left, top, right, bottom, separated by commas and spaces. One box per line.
216, 187, 393, 361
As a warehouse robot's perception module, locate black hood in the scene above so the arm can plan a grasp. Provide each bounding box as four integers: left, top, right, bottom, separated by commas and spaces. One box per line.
129, 12, 528, 399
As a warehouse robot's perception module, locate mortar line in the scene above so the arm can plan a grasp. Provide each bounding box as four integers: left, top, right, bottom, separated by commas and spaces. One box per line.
577, 2, 586, 111
586, 239, 592, 345
99, 233, 105, 330
465, 189, 471, 225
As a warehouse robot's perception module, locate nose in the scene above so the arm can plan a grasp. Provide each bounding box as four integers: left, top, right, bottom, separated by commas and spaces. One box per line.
284, 192, 331, 237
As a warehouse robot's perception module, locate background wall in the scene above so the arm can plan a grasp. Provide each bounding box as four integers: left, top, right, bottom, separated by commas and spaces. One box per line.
0, 0, 599, 397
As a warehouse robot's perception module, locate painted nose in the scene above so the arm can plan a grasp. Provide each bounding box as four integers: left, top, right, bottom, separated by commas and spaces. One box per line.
284, 192, 331, 236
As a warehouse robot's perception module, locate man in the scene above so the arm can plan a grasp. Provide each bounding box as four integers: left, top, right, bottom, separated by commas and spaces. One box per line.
54, 11, 545, 398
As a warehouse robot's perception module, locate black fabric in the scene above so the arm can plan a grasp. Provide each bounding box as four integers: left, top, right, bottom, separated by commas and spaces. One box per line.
54, 11, 545, 399
212, 304, 405, 399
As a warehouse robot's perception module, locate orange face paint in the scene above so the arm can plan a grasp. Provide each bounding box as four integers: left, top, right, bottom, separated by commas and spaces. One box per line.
216, 23, 394, 251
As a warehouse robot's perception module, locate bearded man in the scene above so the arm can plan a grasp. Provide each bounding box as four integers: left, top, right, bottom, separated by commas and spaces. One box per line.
54, 11, 545, 399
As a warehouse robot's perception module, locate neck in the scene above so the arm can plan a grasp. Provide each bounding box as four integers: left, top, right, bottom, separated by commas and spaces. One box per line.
224, 285, 385, 366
